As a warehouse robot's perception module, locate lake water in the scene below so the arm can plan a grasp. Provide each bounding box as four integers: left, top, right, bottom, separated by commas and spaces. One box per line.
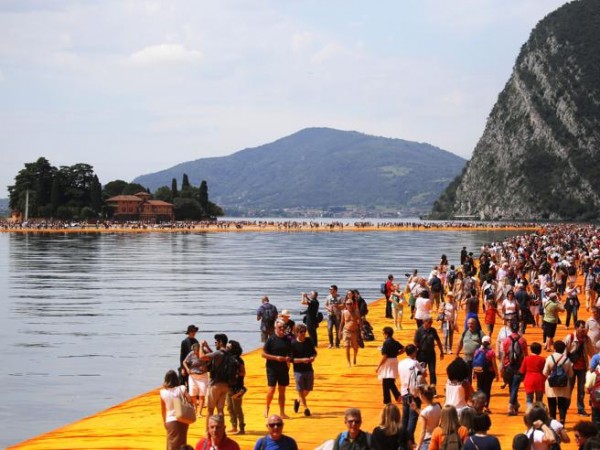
0, 228, 517, 447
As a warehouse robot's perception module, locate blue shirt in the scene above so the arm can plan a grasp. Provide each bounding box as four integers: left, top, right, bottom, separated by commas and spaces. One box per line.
591, 353, 600, 371
254, 435, 298, 450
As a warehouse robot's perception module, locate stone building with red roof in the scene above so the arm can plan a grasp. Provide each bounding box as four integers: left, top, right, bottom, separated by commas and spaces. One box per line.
106, 192, 174, 222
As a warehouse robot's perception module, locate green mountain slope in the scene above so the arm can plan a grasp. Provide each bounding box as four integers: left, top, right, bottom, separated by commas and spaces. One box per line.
133, 128, 465, 215
431, 0, 600, 220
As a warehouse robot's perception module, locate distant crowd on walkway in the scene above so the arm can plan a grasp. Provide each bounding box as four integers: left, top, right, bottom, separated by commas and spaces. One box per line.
160, 223, 600, 449
0, 217, 541, 232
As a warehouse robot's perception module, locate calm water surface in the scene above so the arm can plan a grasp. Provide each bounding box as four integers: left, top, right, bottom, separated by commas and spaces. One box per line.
0, 228, 517, 446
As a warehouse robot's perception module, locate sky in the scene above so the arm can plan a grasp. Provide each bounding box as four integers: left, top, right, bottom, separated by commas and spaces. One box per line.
0, 0, 571, 198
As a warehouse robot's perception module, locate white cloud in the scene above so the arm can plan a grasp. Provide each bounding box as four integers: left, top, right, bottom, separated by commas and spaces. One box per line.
129, 44, 203, 66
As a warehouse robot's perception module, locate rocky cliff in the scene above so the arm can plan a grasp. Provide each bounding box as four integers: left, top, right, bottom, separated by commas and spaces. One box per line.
431, 0, 600, 221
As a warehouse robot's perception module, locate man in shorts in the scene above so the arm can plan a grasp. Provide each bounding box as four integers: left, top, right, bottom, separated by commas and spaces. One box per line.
262, 318, 293, 418
325, 285, 343, 348
291, 323, 317, 416
203, 333, 231, 421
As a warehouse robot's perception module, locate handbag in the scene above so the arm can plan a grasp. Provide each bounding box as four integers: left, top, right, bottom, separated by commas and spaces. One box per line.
173, 388, 196, 424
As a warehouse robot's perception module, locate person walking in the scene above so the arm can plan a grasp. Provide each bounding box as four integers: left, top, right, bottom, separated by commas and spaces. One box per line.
291, 323, 317, 417
385, 274, 395, 319
376, 326, 405, 404
254, 415, 298, 450
564, 320, 595, 416
300, 290, 320, 347
519, 342, 547, 411
340, 296, 362, 367
472, 336, 498, 413
257, 296, 278, 343
398, 344, 422, 440
182, 342, 211, 418
542, 293, 564, 351
440, 292, 458, 353
414, 317, 444, 388
325, 285, 343, 348
543, 340, 573, 424
225, 340, 246, 435
195, 414, 241, 450
502, 321, 528, 416
160, 370, 192, 450
262, 318, 293, 419
333, 408, 372, 450
412, 385, 442, 450
371, 403, 412, 450
456, 318, 485, 381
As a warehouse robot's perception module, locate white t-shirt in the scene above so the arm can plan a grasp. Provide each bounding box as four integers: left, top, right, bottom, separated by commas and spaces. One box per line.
398, 357, 418, 396
502, 299, 518, 316
444, 380, 468, 410
415, 297, 432, 320
160, 385, 186, 423
420, 403, 442, 439
443, 302, 457, 323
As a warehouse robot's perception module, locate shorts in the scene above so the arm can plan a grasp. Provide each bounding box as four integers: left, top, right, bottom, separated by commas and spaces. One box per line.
207, 382, 229, 411
543, 321, 557, 338
189, 373, 209, 397
343, 328, 359, 348
266, 367, 290, 387
294, 371, 314, 392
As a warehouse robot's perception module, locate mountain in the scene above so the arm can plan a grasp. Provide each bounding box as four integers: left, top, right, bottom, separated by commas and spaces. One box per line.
431, 0, 600, 221
134, 128, 466, 216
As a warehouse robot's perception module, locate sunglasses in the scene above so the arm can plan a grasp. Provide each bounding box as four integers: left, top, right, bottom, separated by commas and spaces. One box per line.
346, 419, 361, 424
268, 422, 283, 428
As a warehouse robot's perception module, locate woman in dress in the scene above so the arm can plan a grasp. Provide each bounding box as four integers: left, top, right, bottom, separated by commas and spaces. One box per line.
429, 405, 469, 450
519, 342, 547, 411
412, 385, 442, 450
182, 342, 210, 417
160, 369, 192, 450
375, 326, 404, 404
371, 403, 412, 450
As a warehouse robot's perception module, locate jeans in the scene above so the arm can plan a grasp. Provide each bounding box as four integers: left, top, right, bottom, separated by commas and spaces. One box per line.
506, 366, 522, 406
547, 396, 568, 423
382, 378, 401, 404
526, 391, 544, 410
442, 321, 454, 352
327, 315, 340, 347
402, 394, 420, 441
566, 306, 579, 328
569, 368, 587, 412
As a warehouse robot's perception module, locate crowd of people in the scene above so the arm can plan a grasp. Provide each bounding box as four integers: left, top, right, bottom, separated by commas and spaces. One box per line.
159, 224, 600, 449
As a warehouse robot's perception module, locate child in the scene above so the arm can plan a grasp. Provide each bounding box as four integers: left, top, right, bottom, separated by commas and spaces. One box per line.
484, 299, 502, 339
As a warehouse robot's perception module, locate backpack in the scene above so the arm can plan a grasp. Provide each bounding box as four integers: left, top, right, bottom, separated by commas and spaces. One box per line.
362, 320, 375, 341
442, 431, 462, 450
507, 335, 523, 367
472, 348, 490, 373
380, 283, 387, 295
211, 351, 240, 387
358, 297, 369, 316
547, 355, 569, 387
261, 304, 277, 327
408, 362, 426, 397
447, 270, 457, 285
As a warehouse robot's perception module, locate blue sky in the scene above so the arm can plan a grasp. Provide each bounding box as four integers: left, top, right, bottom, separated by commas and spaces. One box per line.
0, 0, 570, 197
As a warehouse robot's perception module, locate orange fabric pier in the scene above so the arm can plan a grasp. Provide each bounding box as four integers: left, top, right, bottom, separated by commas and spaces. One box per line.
10, 296, 582, 449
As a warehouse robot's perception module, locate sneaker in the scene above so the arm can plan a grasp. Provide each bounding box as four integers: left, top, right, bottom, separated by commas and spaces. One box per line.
304, 408, 311, 416
294, 399, 300, 413
578, 410, 590, 417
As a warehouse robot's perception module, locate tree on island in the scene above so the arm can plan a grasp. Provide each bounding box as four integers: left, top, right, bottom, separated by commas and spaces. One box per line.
9, 159, 224, 221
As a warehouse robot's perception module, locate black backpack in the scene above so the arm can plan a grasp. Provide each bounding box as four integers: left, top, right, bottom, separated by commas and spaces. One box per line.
547, 355, 569, 387
211, 351, 240, 387
261, 304, 277, 327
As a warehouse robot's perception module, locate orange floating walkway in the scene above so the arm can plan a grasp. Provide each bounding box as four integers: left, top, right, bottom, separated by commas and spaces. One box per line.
10, 295, 582, 450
